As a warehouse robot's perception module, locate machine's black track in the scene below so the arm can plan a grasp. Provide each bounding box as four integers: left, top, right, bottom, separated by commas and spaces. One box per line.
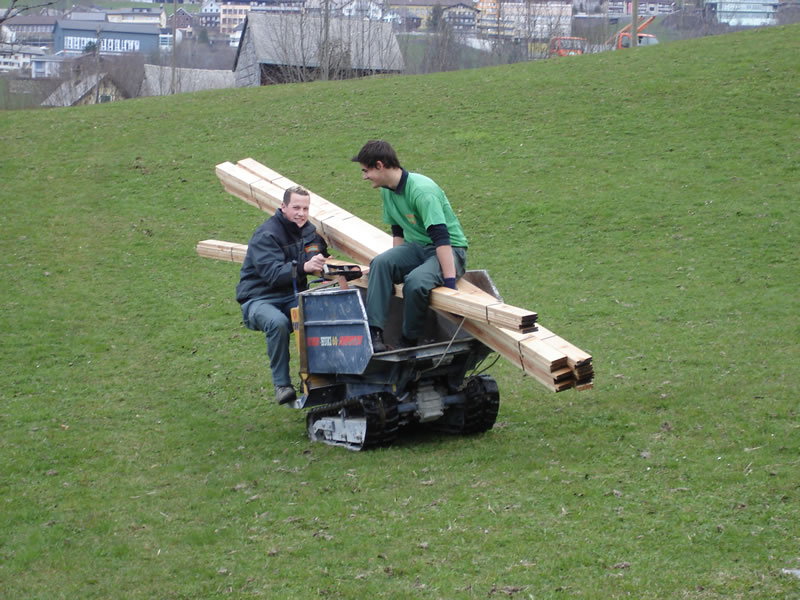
435, 374, 500, 435
360, 393, 400, 449
306, 393, 399, 450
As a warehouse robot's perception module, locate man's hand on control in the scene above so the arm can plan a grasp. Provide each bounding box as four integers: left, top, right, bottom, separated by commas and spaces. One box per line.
303, 254, 327, 273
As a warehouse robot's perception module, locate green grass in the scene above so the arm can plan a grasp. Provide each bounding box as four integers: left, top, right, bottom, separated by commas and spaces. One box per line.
2, 24, 799, 599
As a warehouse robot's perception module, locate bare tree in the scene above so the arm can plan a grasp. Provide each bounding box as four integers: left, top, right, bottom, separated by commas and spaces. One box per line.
519, 0, 573, 59
262, 12, 313, 83
320, 0, 330, 80
255, 12, 402, 85
1, 0, 57, 27
422, 5, 459, 73
491, 0, 508, 61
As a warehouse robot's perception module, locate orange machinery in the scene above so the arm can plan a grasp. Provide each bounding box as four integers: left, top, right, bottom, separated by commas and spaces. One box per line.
548, 36, 588, 57
606, 15, 658, 49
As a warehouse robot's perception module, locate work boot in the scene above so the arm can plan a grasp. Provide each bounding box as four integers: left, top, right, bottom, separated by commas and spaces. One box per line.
275, 385, 296, 405
370, 327, 387, 353
399, 334, 418, 348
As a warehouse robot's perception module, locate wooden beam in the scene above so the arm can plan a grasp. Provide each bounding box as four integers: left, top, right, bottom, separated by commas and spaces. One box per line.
196, 239, 247, 263
428, 283, 537, 332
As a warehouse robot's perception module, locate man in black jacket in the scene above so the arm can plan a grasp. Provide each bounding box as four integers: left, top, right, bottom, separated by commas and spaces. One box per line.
236, 186, 328, 405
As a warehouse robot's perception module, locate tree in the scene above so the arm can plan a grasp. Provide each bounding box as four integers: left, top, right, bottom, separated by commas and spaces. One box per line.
0, 0, 57, 27
518, 0, 573, 59
428, 4, 444, 30
422, 6, 460, 73
255, 12, 402, 85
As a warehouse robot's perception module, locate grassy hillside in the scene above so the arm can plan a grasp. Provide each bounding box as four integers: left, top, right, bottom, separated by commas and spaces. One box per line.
1, 24, 798, 599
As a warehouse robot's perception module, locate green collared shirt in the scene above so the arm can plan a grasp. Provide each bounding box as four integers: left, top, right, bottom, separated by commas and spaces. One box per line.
381, 170, 468, 248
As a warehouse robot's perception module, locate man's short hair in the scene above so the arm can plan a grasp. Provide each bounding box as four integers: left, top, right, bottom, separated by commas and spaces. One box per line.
351, 140, 401, 169
283, 185, 310, 205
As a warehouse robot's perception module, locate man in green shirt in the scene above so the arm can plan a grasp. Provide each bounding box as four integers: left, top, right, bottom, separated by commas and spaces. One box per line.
352, 140, 468, 351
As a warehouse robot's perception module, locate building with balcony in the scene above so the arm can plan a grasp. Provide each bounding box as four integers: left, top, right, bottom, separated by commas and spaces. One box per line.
442, 3, 480, 33
475, 0, 572, 40
2, 15, 57, 47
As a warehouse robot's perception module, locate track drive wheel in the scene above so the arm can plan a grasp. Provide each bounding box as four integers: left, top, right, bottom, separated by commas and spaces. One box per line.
360, 393, 400, 449
465, 374, 500, 433
437, 374, 500, 435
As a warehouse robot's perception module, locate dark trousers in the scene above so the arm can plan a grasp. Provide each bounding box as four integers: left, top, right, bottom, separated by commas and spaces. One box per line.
241, 294, 297, 387
366, 243, 466, 340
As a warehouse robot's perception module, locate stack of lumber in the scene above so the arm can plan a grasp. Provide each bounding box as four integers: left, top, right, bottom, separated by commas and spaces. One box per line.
200, 159, 593, 392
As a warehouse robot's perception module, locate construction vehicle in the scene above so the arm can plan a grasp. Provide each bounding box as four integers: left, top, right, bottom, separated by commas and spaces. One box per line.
289, 267, 504, 450
548, 36, 588, 57
606, 16, 659, 50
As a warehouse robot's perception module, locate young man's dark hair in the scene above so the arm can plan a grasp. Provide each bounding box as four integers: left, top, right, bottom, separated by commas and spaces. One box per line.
351, 140, 402, 170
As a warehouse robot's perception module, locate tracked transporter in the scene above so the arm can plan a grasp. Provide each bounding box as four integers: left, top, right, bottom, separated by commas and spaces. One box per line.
197, 159, 594, 450
291, 266, 501, 450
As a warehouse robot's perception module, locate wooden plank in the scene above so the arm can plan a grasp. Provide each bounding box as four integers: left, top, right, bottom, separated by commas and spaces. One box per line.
535, 323, 593, 367
429, 281, 537, 331
315, 212, 392, 266
196, 239, 247, 263
236, 157, 287, 184
456, 318, 572, 391
531, 323, 594, 385
490, 324, 569, 373
226, 159, 391, 264
250, 179, 288, 214
215, 162, 262, 203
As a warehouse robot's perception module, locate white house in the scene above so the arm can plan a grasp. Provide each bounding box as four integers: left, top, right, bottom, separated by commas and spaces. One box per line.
0, 42, 46, 74
30, 54, 64, 78
199, 0, 222, 30
341, 0, 385, 20
474, 0, 573, 40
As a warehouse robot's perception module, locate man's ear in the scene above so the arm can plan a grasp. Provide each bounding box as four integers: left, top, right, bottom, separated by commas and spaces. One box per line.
375, 160, 384, 170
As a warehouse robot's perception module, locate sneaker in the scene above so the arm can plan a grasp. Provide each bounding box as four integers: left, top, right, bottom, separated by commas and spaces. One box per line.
275, 385, 296, 405
370, 327, 387, 353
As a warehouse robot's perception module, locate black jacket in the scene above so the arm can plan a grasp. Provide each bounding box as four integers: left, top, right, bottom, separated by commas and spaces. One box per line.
236, 209, 328, 304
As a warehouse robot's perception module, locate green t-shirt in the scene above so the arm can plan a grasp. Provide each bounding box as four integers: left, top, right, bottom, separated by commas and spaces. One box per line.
381, 172, 468, 248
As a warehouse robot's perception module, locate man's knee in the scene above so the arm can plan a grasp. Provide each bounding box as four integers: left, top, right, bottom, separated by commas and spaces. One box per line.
249, 303, 290, 334
369, 251, 393, 275
402, 273, 433, 300
265, 312, 290, 334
